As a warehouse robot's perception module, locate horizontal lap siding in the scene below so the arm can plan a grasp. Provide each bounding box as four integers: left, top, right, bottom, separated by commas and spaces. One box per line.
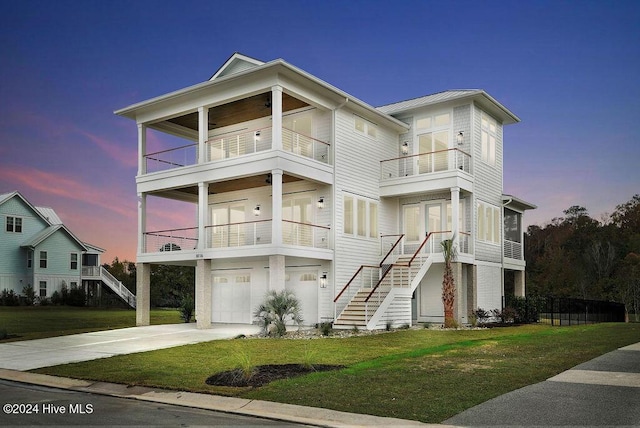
334, 109, 398, 292
473, 104, 503, 263
0, 197, 49, 275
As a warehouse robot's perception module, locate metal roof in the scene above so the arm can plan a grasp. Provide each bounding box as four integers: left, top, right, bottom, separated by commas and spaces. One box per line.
35, 207, 63, 225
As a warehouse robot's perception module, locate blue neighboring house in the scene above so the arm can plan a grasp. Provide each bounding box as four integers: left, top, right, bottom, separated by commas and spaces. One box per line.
0, 191, 135, 307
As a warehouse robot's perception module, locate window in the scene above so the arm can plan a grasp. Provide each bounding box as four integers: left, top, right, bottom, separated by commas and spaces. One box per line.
477, 201, 500, 244
27, 250, 33, 269
343, 196, 354, 234
39, 251, 48, 269
39, 281, 47, 298
354, 116, 377, 139
481, 113, 497, 165
6, 216, 22, 233
343, 194, 378, 239
504, 209, 522, 243
70, 253, 78, 270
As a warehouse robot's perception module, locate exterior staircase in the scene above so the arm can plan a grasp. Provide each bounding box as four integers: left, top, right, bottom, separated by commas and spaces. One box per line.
99, 266, 136, 308
334, 234, 439, 330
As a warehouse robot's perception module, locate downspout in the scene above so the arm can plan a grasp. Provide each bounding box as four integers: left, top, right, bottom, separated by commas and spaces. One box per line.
332, 97, 348, 322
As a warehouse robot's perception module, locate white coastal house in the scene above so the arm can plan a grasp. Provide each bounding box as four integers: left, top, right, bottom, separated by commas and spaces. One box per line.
116, 53, 535, 329
0, 191, 135, 307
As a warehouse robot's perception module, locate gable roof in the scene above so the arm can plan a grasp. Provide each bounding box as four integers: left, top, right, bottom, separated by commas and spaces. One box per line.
209, 52, 265, 81
35, 206, 63, 225
20, 224, 88, 251
377, 90, 520, 125
0, 191, 53, 226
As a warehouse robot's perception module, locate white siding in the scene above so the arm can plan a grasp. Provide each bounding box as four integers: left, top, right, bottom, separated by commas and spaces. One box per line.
476, 263, 502, 311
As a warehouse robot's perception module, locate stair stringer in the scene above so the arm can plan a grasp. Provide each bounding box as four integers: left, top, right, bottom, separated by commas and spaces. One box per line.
365, 254, 434, 330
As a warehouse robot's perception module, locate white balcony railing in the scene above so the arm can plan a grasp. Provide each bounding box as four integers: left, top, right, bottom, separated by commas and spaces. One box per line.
380, 148, 471, 180
142, 126, 330, 174
141, 221, 330, 253
504, 239, 523, 260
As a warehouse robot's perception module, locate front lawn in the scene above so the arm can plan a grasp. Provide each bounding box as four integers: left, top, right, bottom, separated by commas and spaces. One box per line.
34, 323, 640, 423
0, 306, 182, 341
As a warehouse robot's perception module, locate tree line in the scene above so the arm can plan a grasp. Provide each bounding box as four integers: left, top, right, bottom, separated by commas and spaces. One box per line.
525, 195, 640, 318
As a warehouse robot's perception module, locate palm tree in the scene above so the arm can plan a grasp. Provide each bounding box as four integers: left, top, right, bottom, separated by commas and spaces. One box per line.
254, 290, 303, 337
441, 238, 458, 328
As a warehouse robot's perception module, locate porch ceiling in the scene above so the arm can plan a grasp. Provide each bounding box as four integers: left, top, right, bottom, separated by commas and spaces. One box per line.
166, 92, 309, 131
154, 174, 303, 199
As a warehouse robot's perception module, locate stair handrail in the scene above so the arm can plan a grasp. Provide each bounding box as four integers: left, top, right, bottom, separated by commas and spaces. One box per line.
379, 234, 404, 267
100, 266, 136, 306
334, 234, 404, 304
365, 231, 450, 302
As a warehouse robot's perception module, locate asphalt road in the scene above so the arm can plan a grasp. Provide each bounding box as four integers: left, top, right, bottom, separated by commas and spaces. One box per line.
0, 380, 308, 426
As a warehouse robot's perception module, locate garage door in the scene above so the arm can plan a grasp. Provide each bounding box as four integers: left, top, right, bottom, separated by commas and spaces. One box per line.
212, 272, 251, 323
285, 270, 318, 326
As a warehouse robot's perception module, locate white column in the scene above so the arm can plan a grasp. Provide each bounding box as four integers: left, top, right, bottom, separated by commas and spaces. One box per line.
271, 169, 283, 246
271, 85, 283, 151
137, 193, 146, 255
137, 124, 146, 175
198, 106, 208, 164
198, 182, 208, 250
514, 271, 526, 297
451, 187, 460, 248
196, 259, 212, 329
136, 263, 151, 326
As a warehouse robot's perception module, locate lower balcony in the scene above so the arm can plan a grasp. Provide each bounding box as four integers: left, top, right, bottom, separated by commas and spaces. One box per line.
142, 220, 331, 257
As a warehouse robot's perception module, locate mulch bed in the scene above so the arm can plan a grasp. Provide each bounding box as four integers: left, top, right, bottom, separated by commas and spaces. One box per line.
205, 364, 344, 388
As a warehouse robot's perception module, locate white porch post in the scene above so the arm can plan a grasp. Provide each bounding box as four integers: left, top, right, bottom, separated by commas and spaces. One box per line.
451, 187, 460, 248
198, 182, 208, 250
271, 85, 283, 151
198, 106, 208, 164
137, 193, 146, 255
271, 169, 283, 246
136, 262, 150, 326
514, 271, 526, 297
196, 259, 212, 329
137, 124, 146, 175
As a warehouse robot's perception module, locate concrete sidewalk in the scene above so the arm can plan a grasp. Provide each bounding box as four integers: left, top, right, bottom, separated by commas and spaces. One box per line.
0, 323, 261, 370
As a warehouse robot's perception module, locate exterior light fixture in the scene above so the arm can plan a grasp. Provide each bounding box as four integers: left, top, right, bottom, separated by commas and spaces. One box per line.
254, 130, 261, 141
317, 197, 325, 209
253, 205, 260, 216
457, 131, 464, 145
401, 141, 409, 155
320, 273, 327, 288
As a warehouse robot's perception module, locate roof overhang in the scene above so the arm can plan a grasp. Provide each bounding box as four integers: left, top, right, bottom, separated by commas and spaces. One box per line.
115, 57, 409, 133
503, 194, 537, 211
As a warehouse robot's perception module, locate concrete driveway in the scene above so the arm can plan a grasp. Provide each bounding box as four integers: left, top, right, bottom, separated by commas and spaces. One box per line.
0, 324, 261, 371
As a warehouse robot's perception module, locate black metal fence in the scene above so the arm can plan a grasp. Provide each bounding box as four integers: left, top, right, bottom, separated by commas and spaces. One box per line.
538, 297, 626, 326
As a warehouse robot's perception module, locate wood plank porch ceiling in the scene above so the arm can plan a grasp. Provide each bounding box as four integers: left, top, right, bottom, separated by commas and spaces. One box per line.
167, 92, 309, 131
159, 174, 303, 198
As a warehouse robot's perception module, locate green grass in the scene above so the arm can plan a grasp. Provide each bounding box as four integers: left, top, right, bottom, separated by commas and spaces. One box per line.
33, 323, 640, 423
0, 306, 182, 341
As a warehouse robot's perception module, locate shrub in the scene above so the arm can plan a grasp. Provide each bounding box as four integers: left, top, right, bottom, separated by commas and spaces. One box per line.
22, 285, 36, 306
66, 287, 87, 307
492, 307, 517, 323
179, 295, 195, 323
50, 290, 62, 305
0, 328, 7, 340
0, 289, 20, 306
473, 308, 491, 325
319, 322, 333, 336
254, 290, 302, 337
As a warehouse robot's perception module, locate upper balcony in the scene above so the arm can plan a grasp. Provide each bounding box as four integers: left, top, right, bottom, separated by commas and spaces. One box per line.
144, 126, 330, 175
379, 148, 473, 196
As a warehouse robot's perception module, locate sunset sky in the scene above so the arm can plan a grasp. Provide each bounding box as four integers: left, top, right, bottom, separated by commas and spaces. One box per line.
1, 0, 639, 263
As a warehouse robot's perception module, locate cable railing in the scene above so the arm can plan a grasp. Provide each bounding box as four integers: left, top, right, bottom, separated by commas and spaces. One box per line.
282, 127, 330, 163
380, 148, 471, 180
143, 227, 198, 253
206, 220, 272, 248
207, 127, 272, 162
282, 220, 330, 248
145, 143, 198, 173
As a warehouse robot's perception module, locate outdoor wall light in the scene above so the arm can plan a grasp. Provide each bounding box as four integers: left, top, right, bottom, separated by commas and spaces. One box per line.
253, 205, 260, 216
401, 141, 409, 155
457, 131, 464, 145
317, 197, 325, 209
254, 130, 261, 141
320, 273, 327, 288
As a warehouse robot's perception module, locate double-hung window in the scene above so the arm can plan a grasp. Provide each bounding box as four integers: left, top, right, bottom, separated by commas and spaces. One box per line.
39, 251, 48, 269
6, 216, 22, 233
481, 113, 497, 165
70, 253, 78, 270
477, 201, 500, 244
